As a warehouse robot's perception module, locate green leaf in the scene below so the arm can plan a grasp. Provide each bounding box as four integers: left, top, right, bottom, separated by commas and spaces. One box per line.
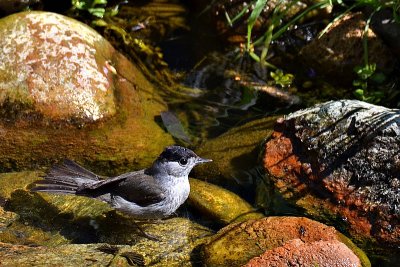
72, 0, 86, 9
249, 51, 261, 62
88, 7, 106, 18
248, 0, 267, 29
224, 10, 233, 27
354, 89, 365, 98
93, 0, 108, 6
230, 5, 250, 25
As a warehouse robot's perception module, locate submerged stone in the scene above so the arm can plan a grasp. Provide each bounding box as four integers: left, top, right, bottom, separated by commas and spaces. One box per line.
263, 100, 400, 250
188, 178, 264, 225
201, 216, 369, 267
0, 11, 174, 173
194, 116, 277, 186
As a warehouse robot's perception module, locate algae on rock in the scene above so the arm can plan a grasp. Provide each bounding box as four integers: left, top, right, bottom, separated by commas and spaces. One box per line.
0, 11, 174, 174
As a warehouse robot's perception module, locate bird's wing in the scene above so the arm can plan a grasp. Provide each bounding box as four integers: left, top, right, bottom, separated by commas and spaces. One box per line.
78, 170, 165, 207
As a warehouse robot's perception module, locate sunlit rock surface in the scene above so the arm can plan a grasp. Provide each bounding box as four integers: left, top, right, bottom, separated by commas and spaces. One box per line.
244, 239, 362, 267
0, 242, 127, 266
0, 11, 116, 121
201, 216, 369, 267
263, 100, 400, 249
300, 12, 394, 84
0, 11, 174, 173
188, 178, 264, 225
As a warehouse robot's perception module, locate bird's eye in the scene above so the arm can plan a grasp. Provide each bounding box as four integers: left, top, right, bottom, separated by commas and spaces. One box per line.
179, 158, 188, 166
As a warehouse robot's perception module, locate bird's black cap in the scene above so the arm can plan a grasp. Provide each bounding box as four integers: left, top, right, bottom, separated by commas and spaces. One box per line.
157, 146, 197, 162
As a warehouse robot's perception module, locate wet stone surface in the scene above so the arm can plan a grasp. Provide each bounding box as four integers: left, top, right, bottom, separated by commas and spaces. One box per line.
0, 11, 174, 172
0, 171, 214, 265
188, 178, 264, 225
201, 216, 369, 267
244, 238, 362, 267
263, 100, 400, 249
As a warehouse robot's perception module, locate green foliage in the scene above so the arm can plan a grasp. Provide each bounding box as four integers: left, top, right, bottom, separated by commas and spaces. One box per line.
223, 0, 399, 102
353, 64, 386, 103
270, 69, 294, 87
72, 0, 122, 18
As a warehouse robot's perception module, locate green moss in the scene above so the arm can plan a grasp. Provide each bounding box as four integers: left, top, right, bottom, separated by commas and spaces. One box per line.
188, 178, 264, 225
0, 171, 42, 199
337, 232, 371, 267
194, 116, 278, 184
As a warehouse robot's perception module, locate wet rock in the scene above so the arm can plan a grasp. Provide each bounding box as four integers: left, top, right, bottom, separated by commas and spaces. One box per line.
0, 206, 18, 230
263, 100, 400, 250
201, 216, 369, 267
0, 171, 42, 199
0, 171, 213, 265
244, 239, 362, 267
0, 11, 174, 173
0, 242, 128, 266
188, 178, 264, 225
194, 116, 277, 186
300, 12, 395, 84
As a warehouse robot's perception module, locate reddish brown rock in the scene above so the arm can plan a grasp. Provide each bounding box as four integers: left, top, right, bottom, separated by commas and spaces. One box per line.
263, 100, 400, 250
244, 239, 362, 267
300, 12, 394, 84
201, 216, 369, 266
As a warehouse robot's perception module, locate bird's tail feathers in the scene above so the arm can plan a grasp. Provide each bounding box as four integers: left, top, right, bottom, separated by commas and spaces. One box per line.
31, 159, 101, 195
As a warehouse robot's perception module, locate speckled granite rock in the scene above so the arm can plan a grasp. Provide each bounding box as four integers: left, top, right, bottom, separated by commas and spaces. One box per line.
0, 11, 174, 173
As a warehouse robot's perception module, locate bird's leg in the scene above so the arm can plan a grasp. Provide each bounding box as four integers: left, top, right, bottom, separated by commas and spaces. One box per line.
132, 220, 160, 241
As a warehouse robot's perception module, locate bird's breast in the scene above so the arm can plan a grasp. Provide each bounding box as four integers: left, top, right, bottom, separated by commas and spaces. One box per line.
161, 176, 190, 213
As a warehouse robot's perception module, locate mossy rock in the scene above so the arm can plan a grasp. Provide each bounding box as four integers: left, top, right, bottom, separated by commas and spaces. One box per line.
201, 216, 370, 267
0, 170, 214, 266
188, 178, 264, 225
193, 116, 277, 186
0, 11, 174, 174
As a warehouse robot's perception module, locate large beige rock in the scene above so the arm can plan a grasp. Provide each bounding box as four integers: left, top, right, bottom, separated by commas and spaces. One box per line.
0, 11, 174, 173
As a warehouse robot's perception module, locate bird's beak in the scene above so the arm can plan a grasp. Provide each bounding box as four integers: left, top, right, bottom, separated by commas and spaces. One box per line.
196, 157, 212, 164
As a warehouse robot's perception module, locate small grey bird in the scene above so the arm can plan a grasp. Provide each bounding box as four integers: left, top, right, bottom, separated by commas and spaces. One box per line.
31, 146, 212, 220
